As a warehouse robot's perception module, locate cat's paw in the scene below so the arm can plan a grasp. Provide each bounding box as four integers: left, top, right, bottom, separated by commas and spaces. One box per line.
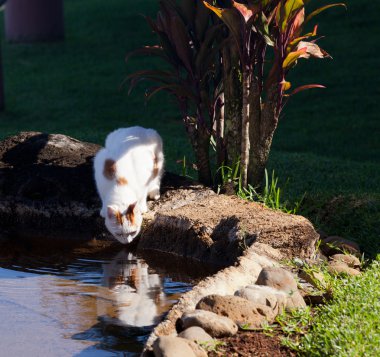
148, 188, 160, 201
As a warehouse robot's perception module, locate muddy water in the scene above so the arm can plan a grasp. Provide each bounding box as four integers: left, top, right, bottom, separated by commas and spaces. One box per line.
0, 248, 215, 356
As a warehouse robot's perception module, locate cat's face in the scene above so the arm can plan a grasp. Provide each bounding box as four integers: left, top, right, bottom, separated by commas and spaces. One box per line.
105, 203, 142, 244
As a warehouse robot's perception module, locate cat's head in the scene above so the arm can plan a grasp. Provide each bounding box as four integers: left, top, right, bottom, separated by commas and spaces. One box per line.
105, 203, 142, 244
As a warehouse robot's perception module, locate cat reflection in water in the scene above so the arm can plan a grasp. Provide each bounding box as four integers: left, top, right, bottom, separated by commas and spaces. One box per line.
101, 251, 163, 327
94, 126, 164, 244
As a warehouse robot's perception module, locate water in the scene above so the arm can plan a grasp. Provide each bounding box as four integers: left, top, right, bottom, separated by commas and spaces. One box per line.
0, 247, 214, 357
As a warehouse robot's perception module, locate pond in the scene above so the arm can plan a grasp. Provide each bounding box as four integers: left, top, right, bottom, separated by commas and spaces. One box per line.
0, 245, 217, 356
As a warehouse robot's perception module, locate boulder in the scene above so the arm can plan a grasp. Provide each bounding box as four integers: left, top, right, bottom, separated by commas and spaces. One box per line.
285, 291, 307, 310
153, 336, 197, 357
0, 131, 213, 244
255, 267, 306, 310
0, 131, 103, 239
196, 294, 276, 327
256, 267, 298, 294
181, 310, 238, 338
328, 262, 361, 276
139, 193, 319, 265
235, 285, 287, 312
329, 254, 361, 269
178, 326, 214, 344
320, 236, 361, 257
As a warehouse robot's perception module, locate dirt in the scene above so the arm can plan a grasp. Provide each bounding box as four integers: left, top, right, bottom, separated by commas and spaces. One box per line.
208, 331, 295, 357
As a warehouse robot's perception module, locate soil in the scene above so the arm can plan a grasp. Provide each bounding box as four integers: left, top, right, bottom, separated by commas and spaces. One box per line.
208, 331, 295, 357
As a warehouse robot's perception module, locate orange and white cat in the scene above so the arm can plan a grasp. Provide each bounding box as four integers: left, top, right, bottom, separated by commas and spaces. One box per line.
94, 126, 164, 243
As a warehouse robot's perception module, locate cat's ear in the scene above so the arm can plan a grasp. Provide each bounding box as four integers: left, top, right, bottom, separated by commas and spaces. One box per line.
107, 205, 118, 219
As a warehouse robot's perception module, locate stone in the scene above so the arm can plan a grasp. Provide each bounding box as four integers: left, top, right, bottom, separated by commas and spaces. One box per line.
153, 336, 196, 357
320, 236, 361, 257
329, 254, 361, 269
234, 285, 287, 312
139, 191, 319, 265
328, 262, 361, 276
0, 131, 214, 243
181, 310, 238, 338
183, 340, 208, 357
196, 294, 276, 327
286, 291, 307, 310
255, 267, 306, 310
256, 267, 298, 294
299, 269, 327, 289
178, 326, 214, 344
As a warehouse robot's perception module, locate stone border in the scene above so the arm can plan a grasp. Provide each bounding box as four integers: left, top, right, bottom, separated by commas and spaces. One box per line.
142, 243, 281, 354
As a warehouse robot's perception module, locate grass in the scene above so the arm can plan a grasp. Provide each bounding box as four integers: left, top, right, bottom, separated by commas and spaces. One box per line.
278, 256, 380, 356
0, 1, 379, 354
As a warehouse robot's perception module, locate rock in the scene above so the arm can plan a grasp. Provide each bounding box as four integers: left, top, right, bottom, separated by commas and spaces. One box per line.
329, 254, 361, 269
255, 267, 306, 310
153, 336, 196, 357
0, 131, 103, 238
299, 269, 327, 289
181, 310, 238, 338
0, 131, 213, 243
183, 340, 208, 357
256, 267, 298, 294
234, 285, 287, 312
320, 236, 361, 257
196, 294, 276, 327
178, 326, 214, 344
139, 192, 319, 265
286, 291, 307, 310
328, 262, 361, 276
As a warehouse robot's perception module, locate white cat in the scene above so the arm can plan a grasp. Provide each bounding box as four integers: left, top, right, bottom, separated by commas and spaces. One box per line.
94, 126, 164, 244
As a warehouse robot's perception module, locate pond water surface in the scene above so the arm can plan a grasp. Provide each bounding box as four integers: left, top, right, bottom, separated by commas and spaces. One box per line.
0, 247, 215, 356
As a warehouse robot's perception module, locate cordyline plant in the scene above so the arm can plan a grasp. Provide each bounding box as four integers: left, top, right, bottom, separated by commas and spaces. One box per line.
126, 0, 345, 188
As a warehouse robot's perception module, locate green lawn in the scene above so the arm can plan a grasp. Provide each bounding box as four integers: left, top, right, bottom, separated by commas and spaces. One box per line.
0, 0, 379, 254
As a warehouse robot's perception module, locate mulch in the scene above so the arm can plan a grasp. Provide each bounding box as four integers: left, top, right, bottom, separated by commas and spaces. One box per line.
208, 331, 296, 357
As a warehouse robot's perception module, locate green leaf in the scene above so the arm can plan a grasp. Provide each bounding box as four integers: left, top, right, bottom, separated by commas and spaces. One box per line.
305, 3, 347, 24
282, 47, 307, 68
276, 0, 305, 33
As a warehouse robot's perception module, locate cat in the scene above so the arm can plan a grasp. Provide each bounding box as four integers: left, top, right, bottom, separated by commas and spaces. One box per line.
94, 126, 164, 244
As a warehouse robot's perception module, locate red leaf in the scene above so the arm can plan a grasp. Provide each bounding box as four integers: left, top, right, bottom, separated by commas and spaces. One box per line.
291, 84, 326, 95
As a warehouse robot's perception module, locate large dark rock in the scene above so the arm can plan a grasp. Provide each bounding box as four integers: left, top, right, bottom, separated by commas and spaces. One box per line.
0, 132, 103, 240
0, 131, 210, 242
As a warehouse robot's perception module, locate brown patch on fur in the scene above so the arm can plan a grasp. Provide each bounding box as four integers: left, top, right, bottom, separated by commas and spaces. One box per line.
103, 159, 116, 180
116, 176, 128, 185
152, 156, 159, 178
126, 203, 136, 226
115, 210, 124, 226
128, 267, 139, 290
